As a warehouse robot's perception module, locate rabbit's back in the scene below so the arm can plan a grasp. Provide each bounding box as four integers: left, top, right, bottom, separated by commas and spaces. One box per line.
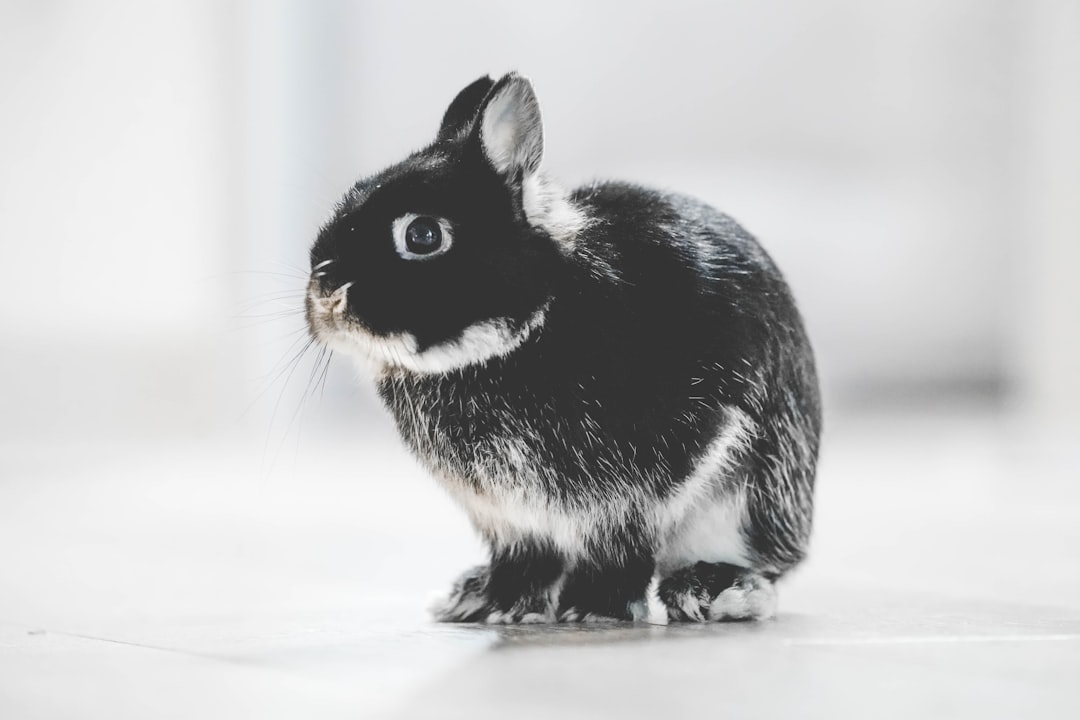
568, 182, 822, 574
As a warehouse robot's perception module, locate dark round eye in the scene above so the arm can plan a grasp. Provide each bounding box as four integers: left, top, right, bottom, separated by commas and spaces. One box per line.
404, 217, 442, 255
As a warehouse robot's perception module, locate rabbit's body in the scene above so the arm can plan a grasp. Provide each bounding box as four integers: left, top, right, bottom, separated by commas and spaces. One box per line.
307, 74, 820, 623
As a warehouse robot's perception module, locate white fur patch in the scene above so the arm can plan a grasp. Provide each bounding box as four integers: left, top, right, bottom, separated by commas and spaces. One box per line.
486, 611, 551, 625
559, 610, 624, 624
443, 465, 632, 560
307, 276, 548, 374
627, 597, 652, 622
407, 311, 547, 374
709, 575, 776, 621
522, 173, 588, 251
653, 408, 755, 577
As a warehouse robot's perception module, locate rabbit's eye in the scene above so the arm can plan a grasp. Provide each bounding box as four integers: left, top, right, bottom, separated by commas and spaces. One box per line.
405, 217, 442, 254
392, 214, 453, 260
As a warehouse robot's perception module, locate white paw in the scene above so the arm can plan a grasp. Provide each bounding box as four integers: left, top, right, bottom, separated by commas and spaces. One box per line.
708, 575, 776, 621
484, 609, 556, 625
558, 608, 624, 623
663, 586, 710, 622
628, 598, 652, 622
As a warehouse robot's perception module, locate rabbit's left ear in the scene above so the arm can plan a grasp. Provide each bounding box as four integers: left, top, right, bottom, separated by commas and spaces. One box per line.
437, 75, 494, 142
473, 73, 543, 178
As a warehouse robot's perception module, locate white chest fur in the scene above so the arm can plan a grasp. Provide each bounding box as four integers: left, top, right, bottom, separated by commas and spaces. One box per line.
430, 434, 635, 559
424, 409, 754, 574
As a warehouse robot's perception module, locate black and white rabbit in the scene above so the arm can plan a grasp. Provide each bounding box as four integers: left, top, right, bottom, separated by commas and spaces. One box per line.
306, 73, 821, 623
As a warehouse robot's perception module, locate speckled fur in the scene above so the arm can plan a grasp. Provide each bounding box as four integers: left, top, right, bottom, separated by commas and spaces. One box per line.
306, 73, 821, 623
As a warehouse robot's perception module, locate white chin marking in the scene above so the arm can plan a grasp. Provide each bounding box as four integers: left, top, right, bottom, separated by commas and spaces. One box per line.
317, 306, 547, 375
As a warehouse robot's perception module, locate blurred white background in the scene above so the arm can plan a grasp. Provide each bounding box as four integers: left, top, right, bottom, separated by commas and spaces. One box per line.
2, 0, 1078, 444
2, 2, 1079, 718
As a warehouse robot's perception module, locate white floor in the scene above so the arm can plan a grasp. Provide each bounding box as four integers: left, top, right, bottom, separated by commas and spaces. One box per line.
1, 406, 1078, 719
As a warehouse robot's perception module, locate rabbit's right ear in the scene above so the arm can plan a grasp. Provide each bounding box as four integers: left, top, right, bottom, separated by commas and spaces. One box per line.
471, 73, 544, 179
437, 75, 495, 142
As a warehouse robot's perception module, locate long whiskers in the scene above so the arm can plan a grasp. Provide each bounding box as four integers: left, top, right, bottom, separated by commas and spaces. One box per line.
236, 262, 351, 481
264, 341, 335, 474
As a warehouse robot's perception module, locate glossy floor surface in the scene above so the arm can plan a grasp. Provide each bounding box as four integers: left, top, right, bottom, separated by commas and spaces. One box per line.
2, 407, 1078, 718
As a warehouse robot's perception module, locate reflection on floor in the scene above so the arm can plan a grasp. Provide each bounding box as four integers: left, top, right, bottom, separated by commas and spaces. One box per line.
1, 407, 1078, 719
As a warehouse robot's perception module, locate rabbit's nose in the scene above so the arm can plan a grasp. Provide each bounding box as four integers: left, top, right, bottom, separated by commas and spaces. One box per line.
309, 280, 353, 319
326, 281, 353, 317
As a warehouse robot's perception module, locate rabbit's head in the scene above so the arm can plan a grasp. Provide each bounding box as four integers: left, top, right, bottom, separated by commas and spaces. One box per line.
306, 73, 584, 374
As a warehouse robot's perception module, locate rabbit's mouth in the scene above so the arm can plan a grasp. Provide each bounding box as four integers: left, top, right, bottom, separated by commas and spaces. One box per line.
305, 272, 548, 375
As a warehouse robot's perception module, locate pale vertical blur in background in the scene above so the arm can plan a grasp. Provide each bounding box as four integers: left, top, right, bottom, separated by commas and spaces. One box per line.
1, 0, 1077, 444
2, 2, 1080, 718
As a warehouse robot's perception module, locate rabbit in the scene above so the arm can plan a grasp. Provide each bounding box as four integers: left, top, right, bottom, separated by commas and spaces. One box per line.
305, 72, 821, 624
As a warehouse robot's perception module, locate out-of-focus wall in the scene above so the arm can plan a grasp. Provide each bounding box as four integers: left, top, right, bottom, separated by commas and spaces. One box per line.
1, 0, 1077, 442
339, 0, 1024, 401
1012, 0, 1080, 424
0, 1, 234, 439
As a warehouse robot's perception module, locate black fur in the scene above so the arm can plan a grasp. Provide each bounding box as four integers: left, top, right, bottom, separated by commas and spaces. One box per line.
306, 73, 822, 623
437, 75, 494, 143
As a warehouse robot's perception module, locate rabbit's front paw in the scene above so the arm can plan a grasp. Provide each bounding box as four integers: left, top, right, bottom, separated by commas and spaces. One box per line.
483, 601, 557, 625
556, 558, 653, 623
431, 566, 494, 623
709, 573, 776, 621
557, 607, 635, 624
431, 565, 559, 624
659, 562, 776, 622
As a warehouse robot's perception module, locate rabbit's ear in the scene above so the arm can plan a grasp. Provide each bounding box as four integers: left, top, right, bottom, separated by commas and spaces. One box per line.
473, 73, 544, 179
437, 75, 494, 142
